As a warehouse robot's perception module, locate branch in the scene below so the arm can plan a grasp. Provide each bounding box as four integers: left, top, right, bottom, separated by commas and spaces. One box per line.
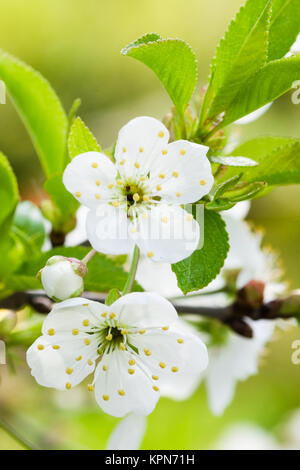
0, 286, 298, 338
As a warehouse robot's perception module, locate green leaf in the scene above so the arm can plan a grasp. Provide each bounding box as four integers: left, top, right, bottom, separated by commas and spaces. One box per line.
224, 57, 300, 125
0, 152, 19, 228
172, 210, 229, 294
268, 0, 300, 61
17, 247, 143, 293
68, 117, 101, 159
219, 136, 300, 186
122, 34, 197, 115
105, 288, 121, 306
211, 156, 258, 166
203, 0, 271, 120
13, 201, 46, 250
44, 174, 79, 220
0, 50, 68, 177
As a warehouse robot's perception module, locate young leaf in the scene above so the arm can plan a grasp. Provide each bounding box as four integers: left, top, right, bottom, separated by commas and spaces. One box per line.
0, 50, 68, 177
18, 246, 143, 293
122, 34, 197, 115
217, 137, 300, 186
68, 117, 101, 159
0, 152, 19, 228
172, 210, 229, 294
223, 57, 300, 125
268, 0, 300, 61
202, 0, 271, 121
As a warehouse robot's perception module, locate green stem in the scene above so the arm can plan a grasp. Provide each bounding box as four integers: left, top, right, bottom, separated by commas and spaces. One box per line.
82, 248, 97, 265
0, 416, 39, 450
122, 245, 140, 296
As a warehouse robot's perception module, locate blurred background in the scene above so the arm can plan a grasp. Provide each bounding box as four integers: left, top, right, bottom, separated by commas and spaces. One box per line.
0, 0, 300, 450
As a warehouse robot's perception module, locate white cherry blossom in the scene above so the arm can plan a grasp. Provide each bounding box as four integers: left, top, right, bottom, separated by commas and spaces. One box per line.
63, 116, 214, 263
27, 292, 208, 418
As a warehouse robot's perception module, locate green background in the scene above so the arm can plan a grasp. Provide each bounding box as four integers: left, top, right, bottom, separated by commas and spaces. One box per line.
0, 0, 300, 449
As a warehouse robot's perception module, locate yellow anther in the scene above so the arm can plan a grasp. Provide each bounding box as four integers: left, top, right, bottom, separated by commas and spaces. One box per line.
76, 355, 82, 361
122, 147, 127, 153
66, 382, 72, 390
139, 147, 144, 153
158, 131, 164, 138
52, 345, 60, 350
118, 389, 125, 396
159, 173, 166, 179
92, 162, 98, 168
83, 319, 89, 327
84, 338, 91, 346
147, 251, 154, 258
200, 179, 206, 186
83, 303, 89, 307
95, 193, 101, 200
180, 149, 186, 155
121, 329, 128, 335
120, 159, 126, 165
129, 359, 136, 365
75, 191, 81, 198
72, 329, 79, 336
128, 369, 135, 375
186, 214, 193, 222
171, 366, 179, 373
153, 386, 159, 392
101, 312, 107, 318
37, 344, 44, 351
109, 313, 116, 319
152, 375, 159, 381
133, 193, 140, 202
139, 329, 146, 335
176, 192, 182, 197
177, 338, 184, 344
172, 171, 179, 178
159, 362, 166, 369
112, 201, 120, 207
88, 384, 94, 392
108, 183, 114, 189
131, 226, 137, 234
96, 180, 101, 186
102, 395, 109, 401
66, 367, 73, 375
143, 195, 150, 202
144, 348, 152, 356
117, 179, 123, 186
106, 334, 113, 341
156, 185, 162, 191
140, 176, 146, 181
162, 149, 168, 155
88, 360, 93, 366
102, 365, 107, 371
119, 343, 126, 351
48, 328, 55, 336
161, 216, 168, 224
162, 326, 169, 331
134, 162, 140, 169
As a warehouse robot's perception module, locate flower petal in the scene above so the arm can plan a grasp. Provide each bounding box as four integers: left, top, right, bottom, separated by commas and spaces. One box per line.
149, 140, 214, 204
86, 205, 134, 255
27, 299, 108, 391
136, 204, 200, 263
115, 117, 169, 178
106, 413, 147, 450
63, 152, 117, 209
94, 349, 159, 417
112, 292, 178, 329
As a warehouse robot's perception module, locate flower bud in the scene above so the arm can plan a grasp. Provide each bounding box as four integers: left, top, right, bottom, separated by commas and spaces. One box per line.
40, 256, 87, 301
